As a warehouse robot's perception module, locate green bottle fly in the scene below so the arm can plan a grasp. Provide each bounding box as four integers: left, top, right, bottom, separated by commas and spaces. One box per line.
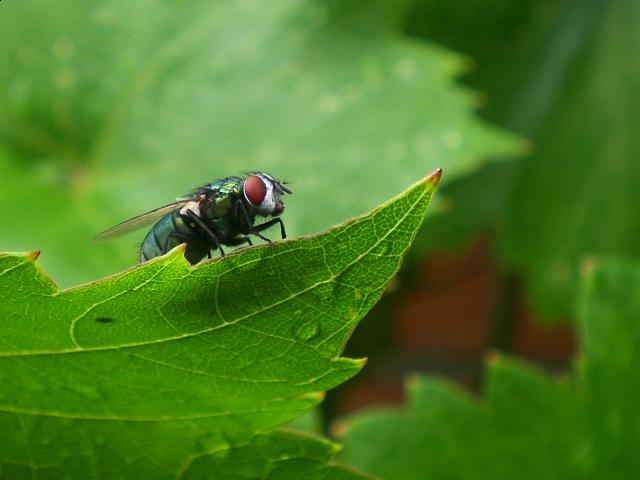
95, 173, 291, 264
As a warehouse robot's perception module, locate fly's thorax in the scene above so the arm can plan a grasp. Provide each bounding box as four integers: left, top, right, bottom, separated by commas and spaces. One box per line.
194, 177, 244, 219
206, 176, 244, 197
211, 194, 232, 219
204, 192, 244, 238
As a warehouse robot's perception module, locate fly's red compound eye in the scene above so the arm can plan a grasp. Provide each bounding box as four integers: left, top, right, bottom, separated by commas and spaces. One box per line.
244, 175, 267, 206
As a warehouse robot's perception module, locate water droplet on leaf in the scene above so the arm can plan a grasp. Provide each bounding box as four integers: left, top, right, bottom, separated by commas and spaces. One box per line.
295, 321, 320, 341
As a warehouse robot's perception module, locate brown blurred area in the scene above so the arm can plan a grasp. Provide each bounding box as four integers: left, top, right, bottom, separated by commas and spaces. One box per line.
326, 239, 576, 419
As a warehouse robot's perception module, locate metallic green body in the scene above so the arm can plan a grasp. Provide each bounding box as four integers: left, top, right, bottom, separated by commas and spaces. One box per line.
203, 176, 244, 238
140, 176, 253, 264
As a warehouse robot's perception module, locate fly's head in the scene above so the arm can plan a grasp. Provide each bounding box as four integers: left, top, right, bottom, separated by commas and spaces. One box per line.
242, 173, 292, 217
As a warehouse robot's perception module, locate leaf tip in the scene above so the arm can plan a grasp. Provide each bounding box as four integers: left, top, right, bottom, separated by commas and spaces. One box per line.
173, 243, 188, 253
328, 438, 344, 455
426, 168, 443, 187
354, 357, 368, 368
302, 391, 326, 402
162, 243, 190, 265
28, 250, 41, 261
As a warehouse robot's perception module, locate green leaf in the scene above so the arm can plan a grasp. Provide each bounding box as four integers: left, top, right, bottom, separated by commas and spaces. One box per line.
338, 257, 640, 479
180, 430, 366, 480
580, 258, 640, 478
0, 171, 440, 478
0, 0, 519, 287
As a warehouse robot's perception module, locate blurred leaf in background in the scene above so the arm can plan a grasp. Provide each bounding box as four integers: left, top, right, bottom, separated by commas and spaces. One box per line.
405, 0, 640, 320
0, 0, 519, 287
338, 258, 640, 479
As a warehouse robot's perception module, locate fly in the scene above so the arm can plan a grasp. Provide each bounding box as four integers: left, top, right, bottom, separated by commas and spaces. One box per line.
95, 173, 292, 264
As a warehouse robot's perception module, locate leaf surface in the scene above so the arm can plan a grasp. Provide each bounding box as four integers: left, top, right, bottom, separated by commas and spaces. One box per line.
0, 171, 440, 478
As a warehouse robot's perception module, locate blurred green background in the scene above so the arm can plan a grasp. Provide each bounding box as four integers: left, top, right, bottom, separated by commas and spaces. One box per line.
0, 0, 520, 288
1, 0, 638, 477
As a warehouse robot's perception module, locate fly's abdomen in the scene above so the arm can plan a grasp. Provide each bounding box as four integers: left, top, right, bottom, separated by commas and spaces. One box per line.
140, 211, 192, 262
140, 211, 209, 264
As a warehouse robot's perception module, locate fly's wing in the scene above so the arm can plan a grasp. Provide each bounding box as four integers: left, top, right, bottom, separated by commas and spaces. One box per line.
94, 199, 192, 241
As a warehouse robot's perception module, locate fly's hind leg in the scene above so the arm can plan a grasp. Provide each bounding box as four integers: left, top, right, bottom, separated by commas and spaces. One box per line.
184, 209, 226, 257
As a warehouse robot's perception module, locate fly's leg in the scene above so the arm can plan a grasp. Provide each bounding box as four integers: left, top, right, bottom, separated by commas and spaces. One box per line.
250, 218, 287, 243
233, 198, 253, 233
235, 200, 270, 242
236, 201, 286, 242
254, 218, 286, 240
184, 209, 226, 257
225, 236, 253, 247
163, 232, 191, 255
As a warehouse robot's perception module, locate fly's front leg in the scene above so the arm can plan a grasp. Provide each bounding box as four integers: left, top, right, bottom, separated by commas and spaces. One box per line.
236, 200, 270, 242
253, 218, 287, 240
234, 198, 255, 234
272, 218, 286, 239
236, 201, 286, 243
184, 209, 225, 257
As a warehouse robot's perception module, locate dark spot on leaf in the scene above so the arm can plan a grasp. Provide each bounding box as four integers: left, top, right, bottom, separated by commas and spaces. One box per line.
95, 317, 114, 324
